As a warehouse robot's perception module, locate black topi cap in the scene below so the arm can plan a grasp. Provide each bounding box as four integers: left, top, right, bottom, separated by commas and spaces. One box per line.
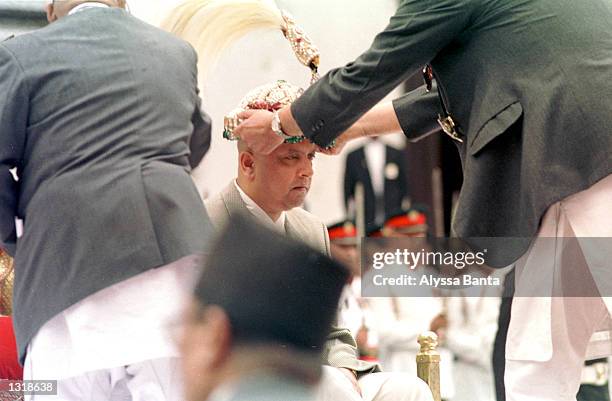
194, 212, 349, 354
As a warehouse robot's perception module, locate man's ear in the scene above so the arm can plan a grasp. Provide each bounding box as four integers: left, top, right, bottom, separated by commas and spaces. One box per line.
179, 303, 232, 394
239, 151, 256, 180
46, 3, 57, 23
199, 306, 232, 368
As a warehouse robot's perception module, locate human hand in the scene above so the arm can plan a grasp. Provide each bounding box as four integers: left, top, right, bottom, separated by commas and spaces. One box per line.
337, 367, 362, 396
234, 109, 284, 155
316, 123, 365, 156
355, 325, 369, 351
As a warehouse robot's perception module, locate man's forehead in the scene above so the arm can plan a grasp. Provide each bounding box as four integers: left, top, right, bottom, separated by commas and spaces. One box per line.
274, 141, 316, 154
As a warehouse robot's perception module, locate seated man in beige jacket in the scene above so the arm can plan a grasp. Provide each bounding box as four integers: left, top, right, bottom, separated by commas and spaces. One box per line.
205, 80, 433, 401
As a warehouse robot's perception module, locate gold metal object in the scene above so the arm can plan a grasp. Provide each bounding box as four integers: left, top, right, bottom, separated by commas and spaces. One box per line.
423, 65, 434, 92
222, 8, 322, 141
0, 249, 14, 315
437, 115, 464, 143
416, 331, 441, 401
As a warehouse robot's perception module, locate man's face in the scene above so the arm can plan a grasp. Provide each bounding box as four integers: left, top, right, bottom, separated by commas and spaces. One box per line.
250, 140, 316, 213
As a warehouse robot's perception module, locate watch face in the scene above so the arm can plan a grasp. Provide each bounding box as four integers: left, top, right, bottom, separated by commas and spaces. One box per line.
272, 114, 282, 134
272, 112, 289, 138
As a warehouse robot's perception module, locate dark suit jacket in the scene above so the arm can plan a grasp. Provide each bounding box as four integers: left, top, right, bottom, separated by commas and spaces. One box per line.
292, 0, 612, 265
0, 8, 213, 361
343, 145, 408, 231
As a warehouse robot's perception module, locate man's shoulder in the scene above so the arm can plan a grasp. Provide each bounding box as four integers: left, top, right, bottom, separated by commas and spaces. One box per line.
203, 183, 237, 225
0, 30, 38, 58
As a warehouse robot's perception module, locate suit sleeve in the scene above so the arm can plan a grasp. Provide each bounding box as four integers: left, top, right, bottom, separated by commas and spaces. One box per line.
392, 83, 442, 142
188, 89, 212, 169
0, 45, 27, 255
324, 327, 381, 375
291, 0, 475, 146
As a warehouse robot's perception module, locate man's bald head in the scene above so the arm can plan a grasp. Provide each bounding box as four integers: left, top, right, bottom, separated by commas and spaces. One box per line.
236, 139, 316, 221
46, 0, 126, 23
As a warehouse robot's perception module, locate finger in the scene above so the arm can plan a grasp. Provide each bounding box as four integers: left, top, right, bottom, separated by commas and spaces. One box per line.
316, 146, 339, 155
260, 136, 284, 155
233, 120, 255, 139
236, 109, 257, 120
233, 123, 248, 139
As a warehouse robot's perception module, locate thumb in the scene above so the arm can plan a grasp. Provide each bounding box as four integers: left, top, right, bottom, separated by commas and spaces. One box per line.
237, 109, 257, 120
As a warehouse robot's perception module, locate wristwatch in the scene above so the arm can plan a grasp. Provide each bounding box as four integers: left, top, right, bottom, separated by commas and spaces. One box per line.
272, 110, 303, 144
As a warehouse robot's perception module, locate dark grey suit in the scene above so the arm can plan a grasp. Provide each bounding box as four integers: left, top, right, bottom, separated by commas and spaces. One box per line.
292, 0, 612, 265
0, 7, 212, 361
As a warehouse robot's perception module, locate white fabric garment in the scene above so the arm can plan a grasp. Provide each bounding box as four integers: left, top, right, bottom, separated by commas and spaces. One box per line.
364, 140, 386, 197
505, 174, 612, 401
68, 2, 110, 15
25, 357, 183, 401
234, 180, 286, 233
445, 291, 502, 401
317, 366, 434, 401
25, 254, 202, 381
338, 280, 366, 337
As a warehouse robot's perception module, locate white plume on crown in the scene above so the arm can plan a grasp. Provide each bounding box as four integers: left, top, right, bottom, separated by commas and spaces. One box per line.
161, 0, 285, 78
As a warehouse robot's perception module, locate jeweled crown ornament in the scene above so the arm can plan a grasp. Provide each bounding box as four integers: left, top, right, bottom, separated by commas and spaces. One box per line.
223, 80, 305, 144
162, 1, 325, 144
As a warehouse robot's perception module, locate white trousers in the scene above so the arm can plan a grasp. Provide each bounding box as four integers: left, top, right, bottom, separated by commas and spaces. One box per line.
505, 174, 612, 401
24, 358, 183, 401
317, 366, 434, 401
23, 254, 203, 401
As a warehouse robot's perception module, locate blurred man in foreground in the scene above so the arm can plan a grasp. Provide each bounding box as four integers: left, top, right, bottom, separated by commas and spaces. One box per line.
180, 214, 349, 401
